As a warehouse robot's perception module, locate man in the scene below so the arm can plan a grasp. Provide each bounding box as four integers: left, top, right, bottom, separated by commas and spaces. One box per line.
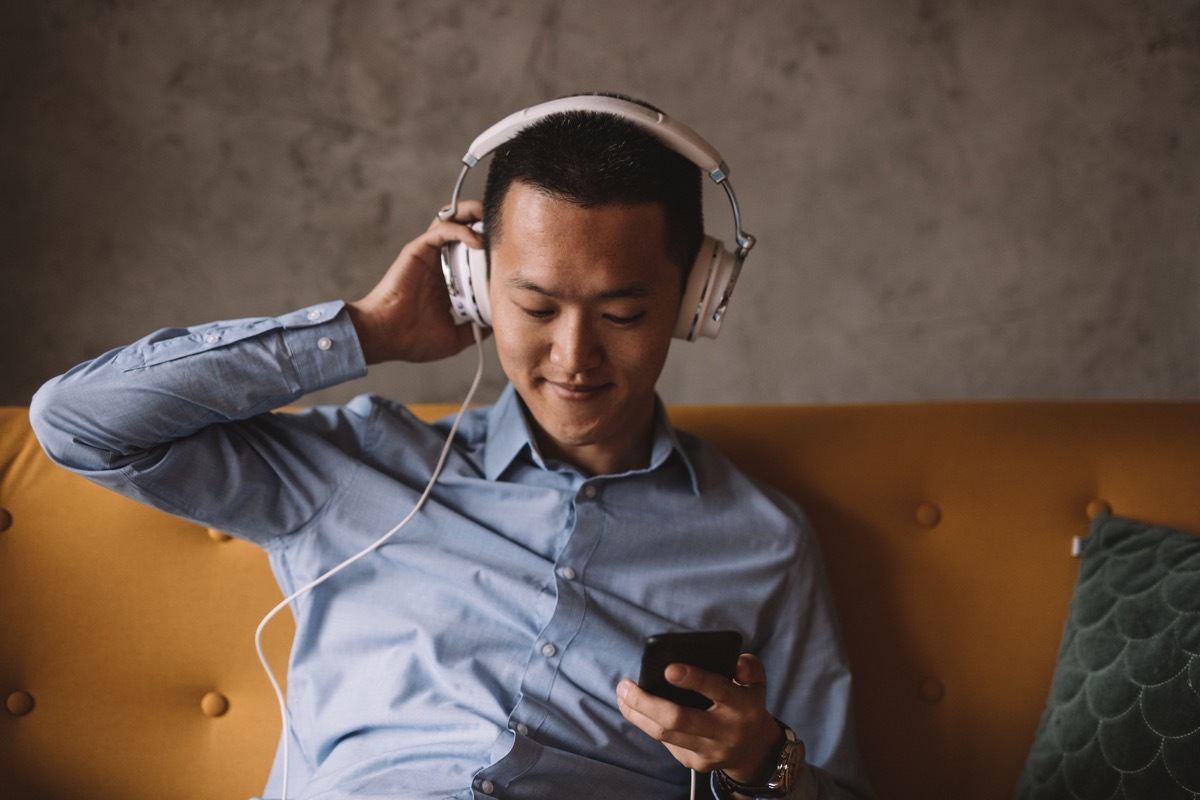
31, 97, 871, 799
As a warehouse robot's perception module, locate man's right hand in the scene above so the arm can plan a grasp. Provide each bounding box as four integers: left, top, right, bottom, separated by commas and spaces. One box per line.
346, 200, 486, 365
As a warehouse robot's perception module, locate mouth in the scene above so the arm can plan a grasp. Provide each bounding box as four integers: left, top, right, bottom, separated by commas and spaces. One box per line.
543, 379, 612, 401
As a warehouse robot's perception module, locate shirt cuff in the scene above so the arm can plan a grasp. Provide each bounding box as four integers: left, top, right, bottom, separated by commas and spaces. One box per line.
279, 301, 368, 394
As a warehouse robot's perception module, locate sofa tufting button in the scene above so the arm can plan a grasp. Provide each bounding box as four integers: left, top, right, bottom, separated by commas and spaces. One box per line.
0, 507, 12, 532
915, 503, 941, 527
918, 677, 945, 704
6, 690, 35, 716
200, 691, 230, 717
1086, 499, 1112, 519
207, 529, 233, 542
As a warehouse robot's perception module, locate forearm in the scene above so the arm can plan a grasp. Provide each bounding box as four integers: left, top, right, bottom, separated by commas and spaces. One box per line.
30, 301, 365, 473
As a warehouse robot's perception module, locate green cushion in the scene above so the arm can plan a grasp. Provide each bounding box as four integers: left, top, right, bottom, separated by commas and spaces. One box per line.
1016, 515, 1200, 799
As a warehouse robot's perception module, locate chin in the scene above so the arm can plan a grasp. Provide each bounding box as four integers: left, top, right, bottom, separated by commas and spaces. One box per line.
541, 416, 611, 449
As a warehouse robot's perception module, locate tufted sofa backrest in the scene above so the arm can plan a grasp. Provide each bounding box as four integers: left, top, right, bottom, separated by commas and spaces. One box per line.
3, 403, 1200, 799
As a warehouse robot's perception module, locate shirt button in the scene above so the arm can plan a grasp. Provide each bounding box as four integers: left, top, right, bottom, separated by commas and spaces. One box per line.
480, 779, 496, 795
306, 308, 322, 321
204, 333, 220, 344
541, 643, 557, 658
581, 485, 597, 499
516, 722, 529, 736
317, 336, 333, 351
558, 567, 577, 581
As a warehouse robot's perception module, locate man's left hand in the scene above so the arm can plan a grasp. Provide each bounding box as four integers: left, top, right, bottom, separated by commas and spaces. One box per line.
616, 654, 799, 785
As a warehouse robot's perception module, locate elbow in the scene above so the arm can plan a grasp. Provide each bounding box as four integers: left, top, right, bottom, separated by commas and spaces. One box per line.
29, 373, 103, 471
30, 375, 71, 460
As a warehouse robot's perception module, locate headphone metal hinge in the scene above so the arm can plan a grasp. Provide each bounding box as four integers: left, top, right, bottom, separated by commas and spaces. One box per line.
708, 162, 730, 183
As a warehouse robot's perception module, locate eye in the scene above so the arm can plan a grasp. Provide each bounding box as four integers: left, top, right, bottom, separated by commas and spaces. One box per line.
604, 312, 645, 326
521, 307, 554, 320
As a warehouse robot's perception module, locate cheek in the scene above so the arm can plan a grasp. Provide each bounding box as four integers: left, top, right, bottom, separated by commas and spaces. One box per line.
610, 333, 672, 383
490, 319, 541, 372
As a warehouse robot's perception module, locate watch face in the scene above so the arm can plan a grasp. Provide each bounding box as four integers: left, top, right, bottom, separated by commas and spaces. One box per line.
768, 733, 802, 790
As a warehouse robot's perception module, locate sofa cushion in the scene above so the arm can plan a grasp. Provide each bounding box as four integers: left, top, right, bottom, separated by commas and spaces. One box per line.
1016, 515, 1200, 799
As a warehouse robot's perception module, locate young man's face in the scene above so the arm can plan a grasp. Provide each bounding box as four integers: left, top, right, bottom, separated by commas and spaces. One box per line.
488, 182, 683, 476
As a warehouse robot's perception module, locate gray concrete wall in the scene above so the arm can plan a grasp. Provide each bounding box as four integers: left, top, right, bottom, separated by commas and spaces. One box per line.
4, 0, 1198, 407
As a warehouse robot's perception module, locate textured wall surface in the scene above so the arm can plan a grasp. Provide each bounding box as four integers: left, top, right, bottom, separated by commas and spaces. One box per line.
3, 0, 1197, 406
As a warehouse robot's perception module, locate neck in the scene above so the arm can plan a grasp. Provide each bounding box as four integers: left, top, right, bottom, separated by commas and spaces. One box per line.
536, 433, 653, 477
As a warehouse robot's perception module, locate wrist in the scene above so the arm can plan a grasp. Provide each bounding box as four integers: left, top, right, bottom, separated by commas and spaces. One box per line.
722, 718, 787, 785
345, 300, 395, 365
715, 721, 804, 798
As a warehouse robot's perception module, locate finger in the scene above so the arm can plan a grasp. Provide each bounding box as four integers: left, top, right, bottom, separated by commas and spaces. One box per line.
433, 199, 485, 226
616, 680, 673, 737
733, 654, 768, 688
664, 662, 742, 709
664, 656, 769, 712
617, 681, 718, 756
406, 219, 485, 268
423, 213, 485, 243
618, 679, 685, 724
617, 680, 713, 738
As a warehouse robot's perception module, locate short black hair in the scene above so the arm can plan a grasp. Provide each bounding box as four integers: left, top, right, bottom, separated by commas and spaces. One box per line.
482, 96, 704, 281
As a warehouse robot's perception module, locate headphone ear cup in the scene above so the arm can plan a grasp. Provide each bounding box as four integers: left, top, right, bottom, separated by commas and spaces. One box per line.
674, 236, 740, 341
440, 223, 492, 328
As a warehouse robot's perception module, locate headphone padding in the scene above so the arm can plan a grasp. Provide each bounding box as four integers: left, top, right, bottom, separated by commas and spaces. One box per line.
442, 235, 491, 327
675, 235, 735, 341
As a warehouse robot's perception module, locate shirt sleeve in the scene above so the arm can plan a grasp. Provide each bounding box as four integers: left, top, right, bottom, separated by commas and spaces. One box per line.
29, 301, 370, 540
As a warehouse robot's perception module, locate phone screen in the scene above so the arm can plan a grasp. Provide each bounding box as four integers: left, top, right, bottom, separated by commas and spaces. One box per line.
637, 630, 743, 710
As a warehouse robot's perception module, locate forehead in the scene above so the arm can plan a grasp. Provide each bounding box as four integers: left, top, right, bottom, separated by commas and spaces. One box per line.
489, 184, 680, 292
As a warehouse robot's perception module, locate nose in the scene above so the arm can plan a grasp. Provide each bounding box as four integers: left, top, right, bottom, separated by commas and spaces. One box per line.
549, 311, 602, 374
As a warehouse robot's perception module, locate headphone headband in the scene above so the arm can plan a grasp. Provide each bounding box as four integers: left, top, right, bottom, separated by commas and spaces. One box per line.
439, 96, 756, 341
461, 96, 729, 180
440, 96, 755, 256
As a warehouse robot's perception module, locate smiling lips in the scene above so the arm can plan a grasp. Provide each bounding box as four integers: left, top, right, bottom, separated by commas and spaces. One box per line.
545, 379, 611, 400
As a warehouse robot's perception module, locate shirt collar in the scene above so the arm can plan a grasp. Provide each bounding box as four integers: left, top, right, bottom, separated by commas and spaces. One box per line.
483, 384, 700, 494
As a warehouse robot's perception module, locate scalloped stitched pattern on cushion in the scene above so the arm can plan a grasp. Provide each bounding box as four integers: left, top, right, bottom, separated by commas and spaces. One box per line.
1016, 515, 1200, 800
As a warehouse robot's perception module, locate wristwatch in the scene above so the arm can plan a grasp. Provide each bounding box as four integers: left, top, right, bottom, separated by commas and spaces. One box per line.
714, 722, 802, 798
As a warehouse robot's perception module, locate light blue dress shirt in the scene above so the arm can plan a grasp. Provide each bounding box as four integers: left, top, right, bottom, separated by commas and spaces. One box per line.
30, 301, 871, 800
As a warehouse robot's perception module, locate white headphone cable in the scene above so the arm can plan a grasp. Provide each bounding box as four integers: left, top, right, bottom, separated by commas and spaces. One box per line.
254, 322, 486, 800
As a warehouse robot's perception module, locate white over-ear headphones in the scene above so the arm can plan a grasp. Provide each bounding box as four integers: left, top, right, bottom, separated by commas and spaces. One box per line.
438, 96, 756, 341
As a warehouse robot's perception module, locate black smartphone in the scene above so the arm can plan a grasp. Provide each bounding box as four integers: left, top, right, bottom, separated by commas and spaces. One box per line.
637, 630, 743, 710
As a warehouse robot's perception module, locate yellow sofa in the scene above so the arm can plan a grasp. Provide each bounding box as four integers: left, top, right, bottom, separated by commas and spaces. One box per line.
3, 402, 1200, 799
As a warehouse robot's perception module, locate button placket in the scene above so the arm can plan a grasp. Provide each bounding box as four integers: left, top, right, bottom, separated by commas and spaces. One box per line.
505, 475, 606, 764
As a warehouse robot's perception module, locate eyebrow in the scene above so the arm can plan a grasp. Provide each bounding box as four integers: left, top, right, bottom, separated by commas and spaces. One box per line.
504, 275, 650, 300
